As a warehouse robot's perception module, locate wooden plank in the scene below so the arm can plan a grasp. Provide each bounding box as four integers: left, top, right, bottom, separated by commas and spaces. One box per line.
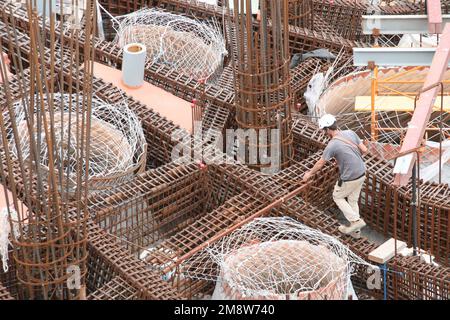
355, 95, 450, 112
368, 238, 407, 264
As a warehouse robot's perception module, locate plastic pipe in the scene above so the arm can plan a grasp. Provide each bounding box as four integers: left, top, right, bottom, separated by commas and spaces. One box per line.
122, 43, 147, 89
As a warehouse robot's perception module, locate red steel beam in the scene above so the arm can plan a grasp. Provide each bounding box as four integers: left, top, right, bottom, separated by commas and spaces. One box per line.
393, 23, 450, 186
428, 0, 443, 33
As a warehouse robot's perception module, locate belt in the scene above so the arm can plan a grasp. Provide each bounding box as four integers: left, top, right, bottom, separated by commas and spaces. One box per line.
341, 172, 366, 183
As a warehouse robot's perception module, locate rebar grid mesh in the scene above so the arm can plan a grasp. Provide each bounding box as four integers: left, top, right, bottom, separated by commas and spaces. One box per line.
0, 0, 96, 299
0, 208, 19, 272
292, 119, 450, 267
67, 1, 450, 296
114, 8, 226, 82
311, 66, 450, 185
11, 1, 349, 114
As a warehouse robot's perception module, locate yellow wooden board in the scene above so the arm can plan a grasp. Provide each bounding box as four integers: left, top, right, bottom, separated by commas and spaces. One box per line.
355, 95, 450, 112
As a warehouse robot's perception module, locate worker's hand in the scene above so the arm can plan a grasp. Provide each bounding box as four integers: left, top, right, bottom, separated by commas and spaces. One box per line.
303, 171, 313, 182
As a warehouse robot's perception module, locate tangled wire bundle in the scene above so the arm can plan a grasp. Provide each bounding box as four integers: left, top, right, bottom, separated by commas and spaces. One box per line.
114, 8, 227, 82
9, 93, 147, 193
184, 217, 372, 300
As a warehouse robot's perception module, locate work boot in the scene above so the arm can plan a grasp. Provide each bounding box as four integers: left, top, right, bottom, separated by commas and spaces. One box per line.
338, 219, 366, 234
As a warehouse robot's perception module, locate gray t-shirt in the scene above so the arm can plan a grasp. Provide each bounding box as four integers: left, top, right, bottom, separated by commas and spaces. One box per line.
323, 130, 366, 181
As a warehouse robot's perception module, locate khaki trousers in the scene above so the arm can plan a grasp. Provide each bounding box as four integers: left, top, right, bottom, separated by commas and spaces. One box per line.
332, 175, 365, 223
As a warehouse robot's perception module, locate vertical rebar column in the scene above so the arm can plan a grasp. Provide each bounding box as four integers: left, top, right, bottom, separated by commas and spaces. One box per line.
227, 0, 294, 172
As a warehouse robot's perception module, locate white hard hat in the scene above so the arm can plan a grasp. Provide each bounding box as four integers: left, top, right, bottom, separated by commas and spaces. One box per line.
318, 114, 337, 130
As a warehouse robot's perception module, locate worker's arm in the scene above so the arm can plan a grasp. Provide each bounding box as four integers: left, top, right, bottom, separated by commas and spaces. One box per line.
359, 141, 368, 155
303, 158, 327, 182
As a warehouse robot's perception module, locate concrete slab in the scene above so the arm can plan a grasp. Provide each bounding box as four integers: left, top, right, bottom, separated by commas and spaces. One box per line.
369, 238, 407, 264
91, 62, 193, 133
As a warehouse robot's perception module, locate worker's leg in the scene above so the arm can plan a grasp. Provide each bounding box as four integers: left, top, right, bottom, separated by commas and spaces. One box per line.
347, 176, 365, 218
333, 180, 360, 222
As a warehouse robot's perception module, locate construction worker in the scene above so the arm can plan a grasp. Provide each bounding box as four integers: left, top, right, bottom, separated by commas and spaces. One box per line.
303, 114, 368, 235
